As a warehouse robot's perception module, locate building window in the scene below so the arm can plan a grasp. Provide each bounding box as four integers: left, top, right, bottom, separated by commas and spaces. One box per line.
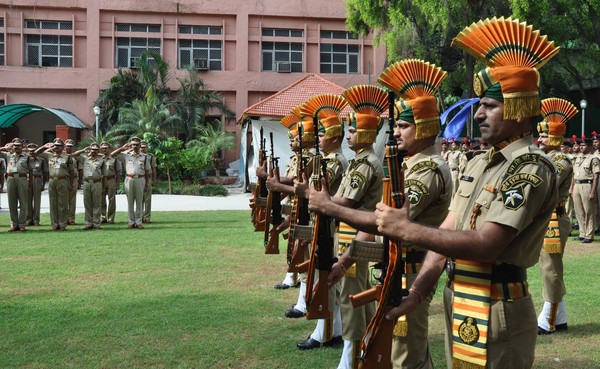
24, 20, 73, 67
178, 26, 222, 70
179, 25, 222, 35
115, 23, 160, 33
25, 20, 72, 30
115, 23, 162, 68
0, 34, 4, 66
261, 28, 303, 72
320, 31, 360, 74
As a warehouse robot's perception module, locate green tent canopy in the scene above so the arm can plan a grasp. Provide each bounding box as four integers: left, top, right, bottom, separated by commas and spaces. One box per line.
0, 103, 87, 129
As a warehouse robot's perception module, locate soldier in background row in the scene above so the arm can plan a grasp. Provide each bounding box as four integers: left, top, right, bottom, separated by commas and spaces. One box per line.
101, 141, 121, 224
65, 139, 81, 226
570, 136, 599, 243
27, 143, 48, 226
0, 138, 33, 231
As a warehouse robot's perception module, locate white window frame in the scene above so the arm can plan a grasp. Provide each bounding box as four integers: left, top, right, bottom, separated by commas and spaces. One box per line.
178, 25, 223, 70
24, 20, 73, 67
261, 28, 304, 72
320, 31, 360, 74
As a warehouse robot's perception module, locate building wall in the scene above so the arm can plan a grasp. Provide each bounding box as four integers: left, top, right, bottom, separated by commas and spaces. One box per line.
0, 1, 387, 166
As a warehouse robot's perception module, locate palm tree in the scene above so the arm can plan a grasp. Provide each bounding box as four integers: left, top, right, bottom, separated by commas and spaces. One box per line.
174, 65, 235, 142
186, 120, 236, 182
94, 70, 144, 133
106, 88, 181, 144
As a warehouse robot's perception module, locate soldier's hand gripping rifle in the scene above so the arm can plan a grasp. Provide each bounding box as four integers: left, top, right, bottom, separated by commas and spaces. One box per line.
252, 127, 269, 231
287, 124, 311, 272
305, 114, 336, 320
349, 91, 408, 369
264, 132, 282, 254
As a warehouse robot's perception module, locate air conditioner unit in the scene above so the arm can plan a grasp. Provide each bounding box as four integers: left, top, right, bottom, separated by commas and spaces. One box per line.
194, 58, 209, 71
275, 61, 291, 73
129, 57, 140, 69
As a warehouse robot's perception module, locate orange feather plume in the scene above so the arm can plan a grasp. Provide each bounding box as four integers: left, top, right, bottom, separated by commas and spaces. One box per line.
378, 59, 447, 100
341, 85, 387, 116
541, 98, 578, 125
301, 94, 347, 119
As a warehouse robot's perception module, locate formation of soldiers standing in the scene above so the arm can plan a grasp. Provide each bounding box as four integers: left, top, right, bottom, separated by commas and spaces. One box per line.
251, 17, 584, 369
0, 136, 157, 232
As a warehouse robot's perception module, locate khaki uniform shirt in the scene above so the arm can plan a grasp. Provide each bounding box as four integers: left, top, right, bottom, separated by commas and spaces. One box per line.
30, 156, 47, 177
2, 152, 31, 175
447, 150, 461, 171
102, 155, 122, 178
42, 152, 74, 178
548, 151, 573, 205
82, 155, 106, 180
404, 146, 452, 236
335, 147, 383, 211
323, 147, 348, 196
449, 136, 558, 268
573, 152, 600, 180
118, 152, 149, 176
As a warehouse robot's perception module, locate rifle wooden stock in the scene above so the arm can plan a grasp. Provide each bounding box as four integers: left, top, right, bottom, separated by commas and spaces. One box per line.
264, 228, 280, 254
306, 270, 331, 320
295, 259, 310, 274
251, 128, 267, 225
358, 90, 407, 369
358, 307, 394, 369
287, 238, 307, 272
350, 284, 382, 308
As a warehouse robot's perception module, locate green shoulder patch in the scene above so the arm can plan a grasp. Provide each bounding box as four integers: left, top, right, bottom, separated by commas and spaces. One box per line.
405, 179, 429, 206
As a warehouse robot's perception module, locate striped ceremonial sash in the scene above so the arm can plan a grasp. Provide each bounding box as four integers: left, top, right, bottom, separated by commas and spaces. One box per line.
338, 222, 358, 278
452, 259, 491, 369
543, 211, 561, 253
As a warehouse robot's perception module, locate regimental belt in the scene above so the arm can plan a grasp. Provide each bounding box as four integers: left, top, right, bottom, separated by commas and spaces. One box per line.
575, 179, 592, 184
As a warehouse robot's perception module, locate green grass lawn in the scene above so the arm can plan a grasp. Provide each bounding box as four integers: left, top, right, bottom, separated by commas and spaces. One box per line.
1, 211, 599, 368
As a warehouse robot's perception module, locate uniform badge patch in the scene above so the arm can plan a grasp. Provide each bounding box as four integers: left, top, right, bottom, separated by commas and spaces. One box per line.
502, 187, 525, 210
408, 189, 422, 205
458, 317, 480, 345
349, 171, 365, 189
500, 173, 542, 211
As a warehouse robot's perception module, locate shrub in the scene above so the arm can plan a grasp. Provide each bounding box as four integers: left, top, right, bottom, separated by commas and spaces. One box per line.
197, 184, 228, 197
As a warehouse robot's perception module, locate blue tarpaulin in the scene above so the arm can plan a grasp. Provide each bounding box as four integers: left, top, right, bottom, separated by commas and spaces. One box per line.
441, 98, 479, 139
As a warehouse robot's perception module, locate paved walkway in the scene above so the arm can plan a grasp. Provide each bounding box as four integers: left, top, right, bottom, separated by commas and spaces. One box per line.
0, 185, 252, 214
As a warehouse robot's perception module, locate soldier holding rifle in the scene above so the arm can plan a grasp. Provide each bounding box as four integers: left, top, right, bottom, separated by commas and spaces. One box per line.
309, 60, 452, 369
375, 18, 560, 369
293, 93, 348, 350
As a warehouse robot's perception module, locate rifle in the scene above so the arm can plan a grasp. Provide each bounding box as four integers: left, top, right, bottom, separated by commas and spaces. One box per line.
287, 125, 311, 272
264, 133, 282, 254
349, 91, 408, 369
252, 128, 269, 232
305, 114, 336, 320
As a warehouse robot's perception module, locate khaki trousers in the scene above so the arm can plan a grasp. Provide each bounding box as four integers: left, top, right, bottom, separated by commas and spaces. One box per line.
102, 178, 118, 223
572, 183, 596, 240
143, 178, 152, 221
125, 177, 145, 226
83, 181, 103, 228
7, 176, 29, 228
48, 178, 69, 228
340, 260, 375, 341
27, 176, 43, 224
68, 176, 78, 223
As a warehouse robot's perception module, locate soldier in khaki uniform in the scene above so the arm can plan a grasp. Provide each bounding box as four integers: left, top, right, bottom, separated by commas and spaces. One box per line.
293, 94, 348, 350
0, 156, 5, 193
0, 138, 33, 231
440, 139, 450, 163
376, 18, 560, 369
112, 137, 150, 228
536, 98, 578, 335
255, 109, 303, 290
26, 143, 48, 226
446, 138, 461, 194
140, 141, 157, 223
65, 139, 81, 225
100, 141, 121, 224
311, 60, 453, 369
71, 143, 106, 230
36, 138, 75, 231
570, 136, 599, 243
266, 108, 317, 318
306, 85, 386, 369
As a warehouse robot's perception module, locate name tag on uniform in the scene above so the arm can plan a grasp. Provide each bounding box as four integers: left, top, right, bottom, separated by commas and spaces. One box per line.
460, 175, 474, 182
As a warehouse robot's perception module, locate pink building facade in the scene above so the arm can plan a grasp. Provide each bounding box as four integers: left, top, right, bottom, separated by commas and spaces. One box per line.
0, 1, 386, 166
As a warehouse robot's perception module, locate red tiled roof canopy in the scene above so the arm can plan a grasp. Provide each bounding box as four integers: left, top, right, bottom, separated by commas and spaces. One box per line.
237, 74, 354, 124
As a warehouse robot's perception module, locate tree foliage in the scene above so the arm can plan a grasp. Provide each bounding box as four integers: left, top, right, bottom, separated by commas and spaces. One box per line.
345, 0, 597, 101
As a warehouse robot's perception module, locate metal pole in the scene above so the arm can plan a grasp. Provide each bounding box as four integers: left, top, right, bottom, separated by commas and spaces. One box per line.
95, 115, 99, 140
582, 107, 586, 137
